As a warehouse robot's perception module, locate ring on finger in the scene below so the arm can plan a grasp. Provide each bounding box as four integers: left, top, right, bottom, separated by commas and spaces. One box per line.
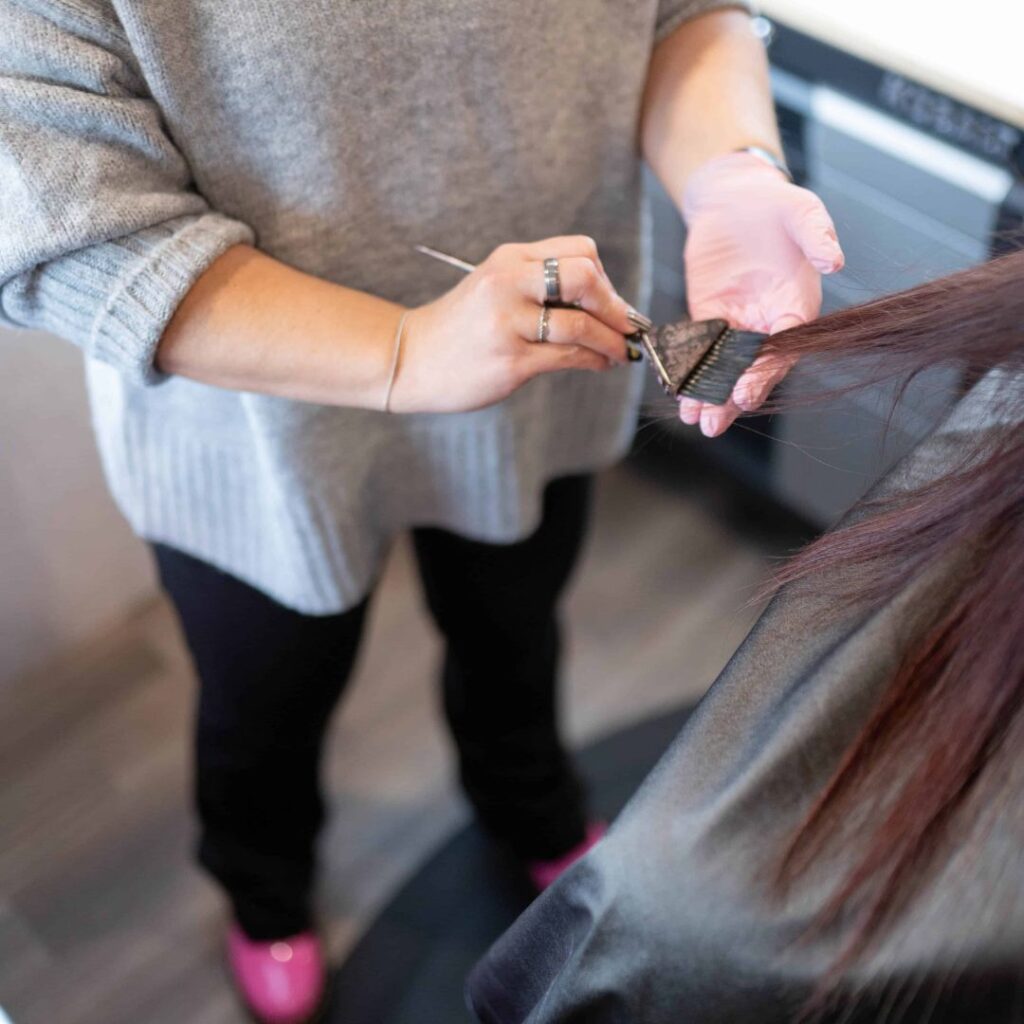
536, 304, 551, 343
543, 257, 562, 304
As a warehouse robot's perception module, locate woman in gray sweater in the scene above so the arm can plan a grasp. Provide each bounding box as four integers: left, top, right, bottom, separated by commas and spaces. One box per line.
0, 2, 841, 1021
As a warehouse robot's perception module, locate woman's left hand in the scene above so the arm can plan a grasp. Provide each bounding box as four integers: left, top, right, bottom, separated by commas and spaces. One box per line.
679, 150, 844, 437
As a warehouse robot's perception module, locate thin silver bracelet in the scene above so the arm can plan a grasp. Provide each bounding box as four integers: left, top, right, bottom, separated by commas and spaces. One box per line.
383, 310, 410, 413
735, 144, 793, 183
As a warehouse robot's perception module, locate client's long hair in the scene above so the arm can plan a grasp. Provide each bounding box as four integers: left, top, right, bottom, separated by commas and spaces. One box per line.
759, 248, 1024, 986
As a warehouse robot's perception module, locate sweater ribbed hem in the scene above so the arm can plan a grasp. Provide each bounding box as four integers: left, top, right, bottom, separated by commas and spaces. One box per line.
90, 363, 644, 616
93, 213, 255, 386
6, 213, 254, 386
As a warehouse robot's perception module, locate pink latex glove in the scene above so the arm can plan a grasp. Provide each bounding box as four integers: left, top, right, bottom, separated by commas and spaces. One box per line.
679, 151, 844, 437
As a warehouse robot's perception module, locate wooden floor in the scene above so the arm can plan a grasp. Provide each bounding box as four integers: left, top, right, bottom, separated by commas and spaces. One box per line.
0, 459, 786, 1024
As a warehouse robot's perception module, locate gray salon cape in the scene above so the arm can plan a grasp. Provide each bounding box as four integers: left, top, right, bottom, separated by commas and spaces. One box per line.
467, 373, 1024, 1023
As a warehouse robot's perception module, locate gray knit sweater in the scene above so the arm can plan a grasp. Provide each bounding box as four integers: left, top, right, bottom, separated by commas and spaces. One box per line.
0, 0, 739, 613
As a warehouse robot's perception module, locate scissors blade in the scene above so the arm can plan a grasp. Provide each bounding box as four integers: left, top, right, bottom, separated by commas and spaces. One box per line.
413, 244, 477, 274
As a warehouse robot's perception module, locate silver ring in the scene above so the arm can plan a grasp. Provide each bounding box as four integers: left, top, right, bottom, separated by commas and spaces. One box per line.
536, 305, 551, 343
543, 258, 561, 303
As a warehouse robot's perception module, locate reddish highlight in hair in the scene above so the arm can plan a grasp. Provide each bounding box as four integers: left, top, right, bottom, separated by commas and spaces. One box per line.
759, 248, 1024, 986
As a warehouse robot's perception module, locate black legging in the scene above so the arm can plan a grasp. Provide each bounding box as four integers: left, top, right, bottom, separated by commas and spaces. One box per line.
153, 475, 592, 940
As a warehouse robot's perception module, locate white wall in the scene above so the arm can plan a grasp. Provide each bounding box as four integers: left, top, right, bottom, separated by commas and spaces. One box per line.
0, 327, 155, 686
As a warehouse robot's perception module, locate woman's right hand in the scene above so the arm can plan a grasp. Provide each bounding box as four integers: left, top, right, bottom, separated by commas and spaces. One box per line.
389, 236, 638, 414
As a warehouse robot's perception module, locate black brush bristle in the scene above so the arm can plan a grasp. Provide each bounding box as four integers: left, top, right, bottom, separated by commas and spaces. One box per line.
677, 328, 764, 404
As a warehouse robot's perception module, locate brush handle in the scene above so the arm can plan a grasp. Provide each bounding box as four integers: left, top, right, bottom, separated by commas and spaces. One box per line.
413, 244, 477, 274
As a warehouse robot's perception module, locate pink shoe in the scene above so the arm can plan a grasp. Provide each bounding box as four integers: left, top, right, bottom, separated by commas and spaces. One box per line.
527, 821, 607, 891
226, 923, 326, 1024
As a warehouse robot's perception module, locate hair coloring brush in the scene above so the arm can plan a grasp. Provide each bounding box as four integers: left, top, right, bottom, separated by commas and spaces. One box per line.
624, 310, 766, 406
414, 244, 766, 406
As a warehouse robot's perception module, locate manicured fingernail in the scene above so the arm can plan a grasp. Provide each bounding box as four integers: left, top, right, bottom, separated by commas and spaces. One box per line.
733, 385, 753, 411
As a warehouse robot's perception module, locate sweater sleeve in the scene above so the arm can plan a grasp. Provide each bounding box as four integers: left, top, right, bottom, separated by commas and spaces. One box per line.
654, 0, 754, 45
0, 0, 255, 385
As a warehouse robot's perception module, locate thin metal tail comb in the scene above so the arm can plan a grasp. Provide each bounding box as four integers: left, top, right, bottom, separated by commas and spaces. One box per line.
411, 244, 765, 407
627, 311, 765, 406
